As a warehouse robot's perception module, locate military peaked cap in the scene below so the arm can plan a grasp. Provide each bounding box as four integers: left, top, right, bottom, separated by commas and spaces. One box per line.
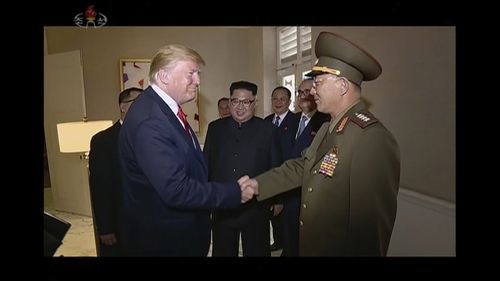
306, 32, 382, 86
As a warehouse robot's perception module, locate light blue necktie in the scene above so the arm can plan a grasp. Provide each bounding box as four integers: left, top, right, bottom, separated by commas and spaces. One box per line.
296, 115, 308, 139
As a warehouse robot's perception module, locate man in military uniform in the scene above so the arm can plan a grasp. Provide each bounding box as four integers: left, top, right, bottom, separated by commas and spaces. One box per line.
240, 31, 400, 256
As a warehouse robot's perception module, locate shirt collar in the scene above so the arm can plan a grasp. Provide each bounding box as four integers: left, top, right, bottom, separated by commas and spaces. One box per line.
275, 110, 289, 121
301, 109, 317, 120
152, 84, 179, 115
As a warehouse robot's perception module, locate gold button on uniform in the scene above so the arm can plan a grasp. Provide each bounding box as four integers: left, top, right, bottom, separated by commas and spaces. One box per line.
303, 203, 307, 209
313, 170, 317, 174
308, 187, 313, 192
300, 220, 304, 226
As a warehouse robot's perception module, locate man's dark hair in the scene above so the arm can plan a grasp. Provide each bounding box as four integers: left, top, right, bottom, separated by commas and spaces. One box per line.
119, 87, 143, 104
271, 86, 291, 99
217, 97, 229, 106
229, 81, 258, 96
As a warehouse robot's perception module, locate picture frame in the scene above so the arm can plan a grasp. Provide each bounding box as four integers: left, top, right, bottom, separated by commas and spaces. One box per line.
119, 58, 151, 92
119, 59, 200, 133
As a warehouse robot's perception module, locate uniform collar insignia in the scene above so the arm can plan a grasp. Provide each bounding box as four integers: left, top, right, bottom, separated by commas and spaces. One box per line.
336, 116, 349, 134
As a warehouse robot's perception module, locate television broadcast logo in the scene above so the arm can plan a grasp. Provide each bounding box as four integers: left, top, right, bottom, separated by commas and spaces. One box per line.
74, 5, 107, 28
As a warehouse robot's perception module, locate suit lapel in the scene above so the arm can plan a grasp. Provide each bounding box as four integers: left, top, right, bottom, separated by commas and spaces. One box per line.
297, 118, 312, 141
146, 87, 187, 137
296, 112, 326, 143
188, 125, 208, 177
146, 87, 206, 171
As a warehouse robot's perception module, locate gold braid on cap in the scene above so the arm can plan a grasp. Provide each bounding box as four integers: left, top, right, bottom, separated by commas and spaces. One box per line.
312, 66, 341, 76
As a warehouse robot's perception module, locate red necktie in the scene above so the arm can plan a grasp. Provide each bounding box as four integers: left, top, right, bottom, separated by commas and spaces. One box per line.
177, 106, 190, 136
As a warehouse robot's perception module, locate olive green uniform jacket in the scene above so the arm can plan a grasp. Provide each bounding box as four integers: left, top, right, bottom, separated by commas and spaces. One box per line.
255, 101, 400, 256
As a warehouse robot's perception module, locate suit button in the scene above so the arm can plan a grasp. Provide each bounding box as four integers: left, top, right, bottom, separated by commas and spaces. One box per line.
232, 168, 236, 173
234, 153, 238, 157
307, 187, 313, 192
300, 220, 304, 226
313, 170, 317, 174
303, 203, 307, 209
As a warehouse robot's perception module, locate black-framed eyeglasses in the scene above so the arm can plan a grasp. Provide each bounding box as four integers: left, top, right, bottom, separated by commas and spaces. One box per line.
230, 98, 256, 108
297, 89, 311, 97
121, 97, 138, 104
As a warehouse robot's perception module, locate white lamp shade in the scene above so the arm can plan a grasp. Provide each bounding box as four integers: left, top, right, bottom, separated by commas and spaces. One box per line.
57, 120, 113, 153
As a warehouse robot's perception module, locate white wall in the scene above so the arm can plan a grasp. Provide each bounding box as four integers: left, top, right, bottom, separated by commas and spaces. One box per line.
388, 188, 455, 256
311, 27, 455, 202
261, 27, 278, 117
45, 27, 265, 144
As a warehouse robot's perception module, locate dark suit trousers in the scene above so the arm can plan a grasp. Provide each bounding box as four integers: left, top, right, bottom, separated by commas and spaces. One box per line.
280, 189, 301, 257
270, 211, 283, 247
212, 202, 270, 257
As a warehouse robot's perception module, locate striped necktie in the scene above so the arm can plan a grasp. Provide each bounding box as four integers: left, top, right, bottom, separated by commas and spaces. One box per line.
273, 115, 280, 127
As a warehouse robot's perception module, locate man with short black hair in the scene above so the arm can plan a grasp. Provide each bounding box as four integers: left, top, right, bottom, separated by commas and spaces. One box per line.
204, 80, 281, 256
89, 87, 142, 256
264, 85, 298, 252
217, 97, 230, 118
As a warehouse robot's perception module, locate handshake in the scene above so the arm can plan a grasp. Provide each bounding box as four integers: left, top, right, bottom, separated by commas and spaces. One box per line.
238, 175, 259, 203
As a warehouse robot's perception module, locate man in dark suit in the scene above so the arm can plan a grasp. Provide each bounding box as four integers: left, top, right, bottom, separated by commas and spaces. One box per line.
280, 78, 330, 256
118, 45, 255, 256
89, 87, 142, 256
241, 32, 400, 256
264, 86, 299, 252
217, 97, 230, 118
203, 81, 281, 256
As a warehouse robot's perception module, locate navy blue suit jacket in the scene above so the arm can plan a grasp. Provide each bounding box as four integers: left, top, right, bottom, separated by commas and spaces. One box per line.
118, 86, 240, 256
264, 111, 300, 163
290, 111, 331, 158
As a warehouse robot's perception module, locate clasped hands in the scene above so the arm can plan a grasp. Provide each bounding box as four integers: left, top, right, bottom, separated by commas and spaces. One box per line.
238, 175, 259, 203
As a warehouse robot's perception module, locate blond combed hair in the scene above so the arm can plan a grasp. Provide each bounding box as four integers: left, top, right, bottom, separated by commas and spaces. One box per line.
149, 44, 206, 85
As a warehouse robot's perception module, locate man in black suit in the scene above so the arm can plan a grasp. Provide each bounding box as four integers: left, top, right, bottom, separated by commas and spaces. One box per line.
88, 87, 142, 256
280, 78, 330, 256
264, 86, 299, 252
203, 81, 281, 256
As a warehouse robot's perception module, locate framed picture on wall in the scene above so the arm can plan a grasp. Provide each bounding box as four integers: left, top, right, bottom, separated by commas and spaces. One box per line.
119, 59, 200, 133
119, 59, 151, 91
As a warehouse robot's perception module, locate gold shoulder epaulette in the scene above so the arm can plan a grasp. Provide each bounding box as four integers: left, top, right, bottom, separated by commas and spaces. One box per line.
351, 111, 378, 129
